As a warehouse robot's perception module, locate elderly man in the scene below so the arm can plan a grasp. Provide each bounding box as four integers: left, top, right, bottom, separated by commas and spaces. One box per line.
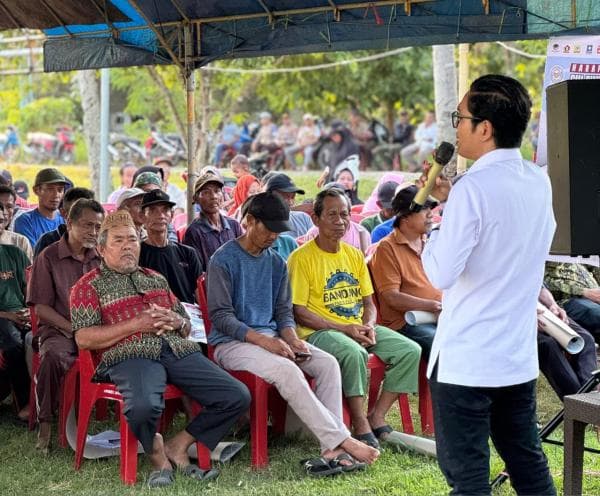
139, 190, 202, 304
208, 192, 379, 474
71, 211, 249, 487
0, 203, 30, 421
0, 185, 32, 260
288, 188, 421, 449
28, 199, 104, 452
369, 185, 440, 359
34, 187, 95, 257
183, 173, 243, 272
265, 174, 313, 238
117, 187, 146, 235
14, 168, 68, 246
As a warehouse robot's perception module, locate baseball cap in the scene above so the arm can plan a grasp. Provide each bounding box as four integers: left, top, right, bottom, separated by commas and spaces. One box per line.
133, 172, 162, 189
33, 168, 68, 188
141, 189, 176, 209
116, 187, 145, 208
392, 184, 438, 216
13, 180, 29, 199
241, 192, 292, 233
0, 169, 12, 185
265, 173, 305, 195
194, 173, 224, 196
377, 181, 400, 209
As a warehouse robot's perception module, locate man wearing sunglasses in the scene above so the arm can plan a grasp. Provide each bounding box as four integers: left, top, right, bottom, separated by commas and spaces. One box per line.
422, 75, 556, 495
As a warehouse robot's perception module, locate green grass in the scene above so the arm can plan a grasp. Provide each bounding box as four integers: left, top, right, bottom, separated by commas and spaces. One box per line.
2, 377, 600, 495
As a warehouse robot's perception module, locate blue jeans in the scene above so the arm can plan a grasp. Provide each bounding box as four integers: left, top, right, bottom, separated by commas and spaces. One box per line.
401, 323, 436, 360
430, 367, 556, 495
563, 297, 600, 337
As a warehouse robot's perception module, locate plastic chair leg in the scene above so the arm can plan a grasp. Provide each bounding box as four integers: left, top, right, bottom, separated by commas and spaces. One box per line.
119, 405, 139, 485
250, 381, 269, 469
95, 399, 109, 421
398, 394, 415, 434
74, 391, 97, 470
58, 365, 78, 448
418, 362, 434, 436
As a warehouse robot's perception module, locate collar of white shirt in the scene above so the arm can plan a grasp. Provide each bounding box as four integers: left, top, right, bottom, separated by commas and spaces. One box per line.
467, 148, 523, 175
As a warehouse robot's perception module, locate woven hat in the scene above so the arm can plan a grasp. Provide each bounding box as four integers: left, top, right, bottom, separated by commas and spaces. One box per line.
99, 211, 136, 236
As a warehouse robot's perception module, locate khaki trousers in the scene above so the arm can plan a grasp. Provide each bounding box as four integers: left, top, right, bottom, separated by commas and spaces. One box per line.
214, 340, 350, 452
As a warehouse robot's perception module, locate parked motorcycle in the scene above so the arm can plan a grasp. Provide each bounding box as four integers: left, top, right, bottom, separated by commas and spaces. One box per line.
109, 133, 146, 165
24, 126, 75, 164
145, 128, 186, 165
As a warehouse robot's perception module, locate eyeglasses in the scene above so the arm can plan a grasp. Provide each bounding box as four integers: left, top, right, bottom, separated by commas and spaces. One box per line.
451, 111, 483, 128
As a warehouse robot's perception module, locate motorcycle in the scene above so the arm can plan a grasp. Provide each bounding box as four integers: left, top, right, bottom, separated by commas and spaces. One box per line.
24, 126, 75, 164
109, 133, 146, 165
145, 128, 186, 165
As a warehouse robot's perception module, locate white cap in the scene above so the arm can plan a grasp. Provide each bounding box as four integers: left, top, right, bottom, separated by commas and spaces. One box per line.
116, 187, 145, 208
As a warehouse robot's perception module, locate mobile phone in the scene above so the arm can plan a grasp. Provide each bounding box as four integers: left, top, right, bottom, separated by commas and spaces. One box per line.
295, 351, 312, 361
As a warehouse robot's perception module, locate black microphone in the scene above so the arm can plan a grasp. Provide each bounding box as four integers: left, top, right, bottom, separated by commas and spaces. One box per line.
410, 141, 455, 212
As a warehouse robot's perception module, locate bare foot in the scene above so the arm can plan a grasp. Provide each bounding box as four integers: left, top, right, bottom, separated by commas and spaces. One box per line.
340, 437, 380, 464
321, 447, 353, 467
36, 421, 52, 454
164, 430, 195, 469
148, 433, 172, 472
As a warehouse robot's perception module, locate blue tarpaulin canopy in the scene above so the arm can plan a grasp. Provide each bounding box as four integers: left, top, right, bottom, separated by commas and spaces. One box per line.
0, 1, 599, 73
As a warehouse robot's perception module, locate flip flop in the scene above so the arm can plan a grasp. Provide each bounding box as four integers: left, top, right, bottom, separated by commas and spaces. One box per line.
327, 453, 367, 473
147, 468, 174, 488
301, 457, 343, 478
372, 424, 394, 440
178, 464, 220, 482
354, 431, 381, 449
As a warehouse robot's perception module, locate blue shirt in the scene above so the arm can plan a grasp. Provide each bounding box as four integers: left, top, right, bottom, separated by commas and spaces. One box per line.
272, 235, 298, 261
14, 209, 64, 247
206, 239, 295, 346
371, 217, 394, 243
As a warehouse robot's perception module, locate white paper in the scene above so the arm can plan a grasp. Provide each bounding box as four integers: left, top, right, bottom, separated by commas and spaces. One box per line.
181, 302, 207, 343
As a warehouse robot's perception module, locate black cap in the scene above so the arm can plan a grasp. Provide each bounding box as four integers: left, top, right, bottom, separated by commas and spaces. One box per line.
265, 173, 305, 195
13, 180, 29, 199
392, 185, 438, 216
242, 192, 292, 233
141, 189, 176, 209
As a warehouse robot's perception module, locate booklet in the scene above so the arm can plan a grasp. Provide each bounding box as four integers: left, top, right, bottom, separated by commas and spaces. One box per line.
181, 302, 207, 344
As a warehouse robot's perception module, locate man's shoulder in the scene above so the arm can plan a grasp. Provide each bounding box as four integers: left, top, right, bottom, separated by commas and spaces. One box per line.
0, 243, 28, 262
73, 266, 102, 289
211, 238, 238, 261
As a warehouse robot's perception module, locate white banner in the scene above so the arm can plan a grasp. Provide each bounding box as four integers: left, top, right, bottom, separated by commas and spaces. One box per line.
536, 36, 600, 167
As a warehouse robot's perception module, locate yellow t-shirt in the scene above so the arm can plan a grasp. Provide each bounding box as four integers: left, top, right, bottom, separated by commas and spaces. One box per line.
287, 239, 374, 339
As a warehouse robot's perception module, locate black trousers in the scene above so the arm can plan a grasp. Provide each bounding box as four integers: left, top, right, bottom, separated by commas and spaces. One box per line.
430, 366, 556, 496
108, 341, 251, 453
538, 320, 598, 400
0, 317, 30, 409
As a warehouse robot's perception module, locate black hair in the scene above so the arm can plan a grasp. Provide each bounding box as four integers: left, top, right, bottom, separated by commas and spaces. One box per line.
467, 74, 532, 149
313, 187, 348, 217
68, 198, 104, 222
63, 187, 94, 217
0, 185, 16, 200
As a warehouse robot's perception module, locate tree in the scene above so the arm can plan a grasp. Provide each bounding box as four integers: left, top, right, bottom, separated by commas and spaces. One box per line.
75, 70, 101, 194
432, 45, 457, 145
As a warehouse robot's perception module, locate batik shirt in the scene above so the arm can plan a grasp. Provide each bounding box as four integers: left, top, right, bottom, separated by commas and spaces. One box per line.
544, 262, 599, 304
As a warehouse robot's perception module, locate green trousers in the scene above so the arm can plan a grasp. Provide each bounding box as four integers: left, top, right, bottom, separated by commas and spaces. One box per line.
307, 325, 421, 398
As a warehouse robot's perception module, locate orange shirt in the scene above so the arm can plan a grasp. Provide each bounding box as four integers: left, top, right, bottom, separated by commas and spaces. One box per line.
369, 228, 441, 329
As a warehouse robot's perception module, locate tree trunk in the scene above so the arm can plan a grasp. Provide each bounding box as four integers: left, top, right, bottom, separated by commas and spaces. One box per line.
432, 45, 458, 145
194, 70, 211, 169
147, 66, 187, 145
75, 70, 101, 196
385, 100, 395, 143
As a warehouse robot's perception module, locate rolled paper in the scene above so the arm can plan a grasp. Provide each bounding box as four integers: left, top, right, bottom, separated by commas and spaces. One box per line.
387, 431, 437, 458
537, 303, 584, 354
405, 311, 438, 326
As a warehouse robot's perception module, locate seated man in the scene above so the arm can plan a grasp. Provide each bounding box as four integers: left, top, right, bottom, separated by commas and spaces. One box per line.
183, 174, 243, 272
0, 203, 30, 421
139, 190, 202, 304
71, 211, 250, 487
0, 185, 33, 260
369, 185, 441, 359
14, 168, 68, 247
360, 181, 398, 234
265, 174, 313, 238
545, 261, 600, 339
537, 286, 597, 400
207, 192, 379, 473
288, 188, 421, 448
28, 199, 105, 453
34, 187, 95, 257
117, 187, 146, 238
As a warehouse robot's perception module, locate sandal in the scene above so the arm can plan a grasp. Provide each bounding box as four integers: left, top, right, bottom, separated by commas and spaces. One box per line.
301, 457, 343, 478
147, 468, 174, 488
354, 431, 381, 449
178, 464, 220, 482
372, 424, 393, 440
328, 453, 366, 473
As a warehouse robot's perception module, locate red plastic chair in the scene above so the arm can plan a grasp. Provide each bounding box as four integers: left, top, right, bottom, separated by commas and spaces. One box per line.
172, 212, 187, 231
176, 225, 187, 243
351, 204, 364, 214
74, 348, 212, 485
197, 275, 289, 469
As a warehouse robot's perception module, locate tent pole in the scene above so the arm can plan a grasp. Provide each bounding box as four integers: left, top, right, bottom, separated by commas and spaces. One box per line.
99, 68, 110, 202
457, 43, 469, 173
186, 70, 195, 224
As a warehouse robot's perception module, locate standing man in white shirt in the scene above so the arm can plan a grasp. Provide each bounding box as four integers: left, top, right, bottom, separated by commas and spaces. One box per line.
422, 75, 556, 495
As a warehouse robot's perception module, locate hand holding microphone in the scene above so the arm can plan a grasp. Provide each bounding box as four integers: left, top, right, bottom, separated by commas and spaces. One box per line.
410, 142, 455, 212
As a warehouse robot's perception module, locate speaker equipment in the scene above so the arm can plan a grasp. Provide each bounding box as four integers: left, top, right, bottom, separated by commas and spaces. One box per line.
546, 79, 600, 256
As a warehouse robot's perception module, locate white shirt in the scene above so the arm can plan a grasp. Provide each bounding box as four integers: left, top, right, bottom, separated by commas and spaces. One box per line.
422, 148, 556, 387
415, 122, 437, 145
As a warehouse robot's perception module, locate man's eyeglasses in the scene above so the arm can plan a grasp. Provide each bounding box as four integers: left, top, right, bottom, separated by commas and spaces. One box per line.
451, 111, 483, 129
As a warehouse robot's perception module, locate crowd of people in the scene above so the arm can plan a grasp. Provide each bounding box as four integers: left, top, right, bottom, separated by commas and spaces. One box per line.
0, 74, 597, 493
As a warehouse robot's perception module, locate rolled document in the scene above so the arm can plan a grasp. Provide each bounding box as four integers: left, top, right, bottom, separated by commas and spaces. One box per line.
387, 431, 437, 458
537, 303, 584, 354
405, 311, 438, 326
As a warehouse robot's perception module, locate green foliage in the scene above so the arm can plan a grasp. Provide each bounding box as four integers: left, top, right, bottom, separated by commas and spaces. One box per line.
19, 96, 76, 133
